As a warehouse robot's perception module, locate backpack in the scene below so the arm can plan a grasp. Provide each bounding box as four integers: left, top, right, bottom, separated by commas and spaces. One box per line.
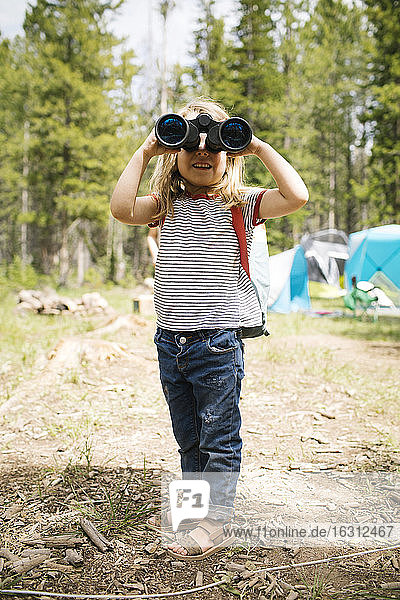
231, 206, 270, 338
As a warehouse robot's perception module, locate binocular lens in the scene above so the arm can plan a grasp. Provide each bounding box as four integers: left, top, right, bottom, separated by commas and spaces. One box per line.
156, 114, 187, 147
220, 119, 252, 151
155, 112, 252, 153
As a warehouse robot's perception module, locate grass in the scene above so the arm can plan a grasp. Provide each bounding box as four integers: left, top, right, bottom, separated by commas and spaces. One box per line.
1, 283, 398, 367
0, 286, 139, 398
308, 281, 400, 342
62, 459, 156, 537
1, 283, 399, 439
299, 566, 332, 600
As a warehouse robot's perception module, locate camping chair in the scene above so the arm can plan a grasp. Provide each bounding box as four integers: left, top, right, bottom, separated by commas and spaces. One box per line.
343, 285, 378, 319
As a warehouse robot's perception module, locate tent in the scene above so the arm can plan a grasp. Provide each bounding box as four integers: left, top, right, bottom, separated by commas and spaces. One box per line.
267, 245, 311, 313
301, 229, 349, 288
344, 225, 400, 306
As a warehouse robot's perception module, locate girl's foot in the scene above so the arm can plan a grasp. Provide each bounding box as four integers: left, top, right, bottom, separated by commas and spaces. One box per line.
146, 509, 172, 530
167, 518, 233, 560
146, 510, 200, 534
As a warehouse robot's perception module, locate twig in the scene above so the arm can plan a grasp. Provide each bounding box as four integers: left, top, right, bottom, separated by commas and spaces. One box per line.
79, 518, 112, 553
21, 536, 84, 548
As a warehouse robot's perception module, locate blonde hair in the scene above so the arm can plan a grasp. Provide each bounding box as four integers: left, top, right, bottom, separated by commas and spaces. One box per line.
150, 98, 246, 220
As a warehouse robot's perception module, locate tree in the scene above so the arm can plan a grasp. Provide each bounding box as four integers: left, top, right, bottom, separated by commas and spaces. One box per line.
232, 0, 282, 131
0, 35, 33, 269
159, 0, 176, 113
189, 0, 240, 109
298, 0, 369, 233
22, 0, 138, 284
362, 0, 400, 223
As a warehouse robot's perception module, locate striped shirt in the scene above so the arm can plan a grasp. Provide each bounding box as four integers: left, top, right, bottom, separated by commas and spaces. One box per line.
153, 189, 266, 331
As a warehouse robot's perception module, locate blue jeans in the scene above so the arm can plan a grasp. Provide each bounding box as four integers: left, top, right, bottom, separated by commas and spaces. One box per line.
154, 327, 245, 521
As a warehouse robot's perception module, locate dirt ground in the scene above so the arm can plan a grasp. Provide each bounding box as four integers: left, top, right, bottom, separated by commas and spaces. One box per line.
1, 311, 400, 599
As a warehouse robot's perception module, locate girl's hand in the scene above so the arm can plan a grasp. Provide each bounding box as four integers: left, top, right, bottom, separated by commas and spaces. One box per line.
226, 135, 263, 158
141, 131, 181, 159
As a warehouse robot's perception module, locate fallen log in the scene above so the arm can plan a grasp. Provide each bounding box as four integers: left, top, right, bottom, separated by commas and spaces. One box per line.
20, 549, 52, 558
16, 289, 113, 317
47, 337, 129, 369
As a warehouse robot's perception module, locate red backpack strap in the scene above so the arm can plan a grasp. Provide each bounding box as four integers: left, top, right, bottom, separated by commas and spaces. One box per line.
230, 206, 250, 279
147, 194, 166, 229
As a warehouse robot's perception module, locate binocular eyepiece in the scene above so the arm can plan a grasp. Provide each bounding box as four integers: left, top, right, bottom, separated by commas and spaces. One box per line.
155, 112, 252, 153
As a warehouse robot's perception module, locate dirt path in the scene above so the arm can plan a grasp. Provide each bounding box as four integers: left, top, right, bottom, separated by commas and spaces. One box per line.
1, 315, 399, 474
1, 313, 399, 526
1, 314, 400, 598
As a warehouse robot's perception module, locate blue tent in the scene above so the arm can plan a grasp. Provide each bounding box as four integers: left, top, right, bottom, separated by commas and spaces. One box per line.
345, 225, 400, 294
268, 245, 311, 313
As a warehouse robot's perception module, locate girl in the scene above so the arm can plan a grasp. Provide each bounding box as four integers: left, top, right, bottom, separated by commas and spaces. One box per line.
110, 98, 308, 560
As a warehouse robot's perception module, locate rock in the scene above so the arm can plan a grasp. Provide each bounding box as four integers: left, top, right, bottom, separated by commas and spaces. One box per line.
81, 292, 108, 310
65, 549, 84, 566
15, 301, 37, 314
144, 542, 158, 555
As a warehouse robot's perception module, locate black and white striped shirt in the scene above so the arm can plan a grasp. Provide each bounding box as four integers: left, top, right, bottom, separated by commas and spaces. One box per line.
153, 189, 266, 331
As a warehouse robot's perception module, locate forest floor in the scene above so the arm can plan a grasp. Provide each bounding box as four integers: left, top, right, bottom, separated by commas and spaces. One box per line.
1, 288, 400, 600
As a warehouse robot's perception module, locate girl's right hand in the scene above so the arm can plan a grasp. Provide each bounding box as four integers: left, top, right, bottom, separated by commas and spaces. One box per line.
141, 131, 181, 159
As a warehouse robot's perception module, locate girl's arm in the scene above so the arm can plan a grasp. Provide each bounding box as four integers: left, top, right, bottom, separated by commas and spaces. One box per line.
110, 132, 179, 225
236, 138, 309, 219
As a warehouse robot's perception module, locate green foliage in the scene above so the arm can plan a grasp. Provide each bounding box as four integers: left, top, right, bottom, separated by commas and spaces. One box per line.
0, 0, 140, 285
0, 257, 39, 291
0, 0, 399, 281
232, 0, 283, 131
361, 0, 400, 224
297, 0, 369, 233
188, 0, 240, 108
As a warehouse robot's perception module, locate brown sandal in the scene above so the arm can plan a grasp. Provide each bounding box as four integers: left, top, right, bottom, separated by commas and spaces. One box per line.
146, 511, 200, 538
166, 518, 236, 561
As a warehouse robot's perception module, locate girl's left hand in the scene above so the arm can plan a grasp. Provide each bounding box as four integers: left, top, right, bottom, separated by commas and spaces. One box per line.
226, 135, 262, 158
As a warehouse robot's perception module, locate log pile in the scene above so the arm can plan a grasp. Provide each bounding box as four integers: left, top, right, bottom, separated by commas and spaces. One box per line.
15, 290, 113, 316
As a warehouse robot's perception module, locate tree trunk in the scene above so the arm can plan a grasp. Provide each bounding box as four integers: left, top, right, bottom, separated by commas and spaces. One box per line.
59, 226, 69, 286
114, 223, 126, 282
345, 111, 355, 234
159, 1, 175, 113
107, 216, 116, 282
21, 120, 30, 265
328, 133, 336, 229
77, 235, 85, 287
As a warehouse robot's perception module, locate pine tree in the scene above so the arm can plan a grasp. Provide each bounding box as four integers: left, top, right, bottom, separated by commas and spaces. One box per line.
0, 35, 32, 268
189, 0, 239, 109
22, 0, 138, 284
298, 0, 369, 233
256, 0, 312, 246
362, 0, 400, 223
232, 0, 282, 132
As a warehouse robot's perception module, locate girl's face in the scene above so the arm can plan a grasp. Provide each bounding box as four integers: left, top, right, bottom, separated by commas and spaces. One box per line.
176, 133, 227, 193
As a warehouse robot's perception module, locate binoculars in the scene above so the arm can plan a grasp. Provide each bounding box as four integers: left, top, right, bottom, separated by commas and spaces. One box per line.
155, 112, 252, 153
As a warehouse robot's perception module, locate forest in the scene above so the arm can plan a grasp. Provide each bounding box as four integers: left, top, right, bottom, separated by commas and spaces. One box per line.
0, 0, 399, 288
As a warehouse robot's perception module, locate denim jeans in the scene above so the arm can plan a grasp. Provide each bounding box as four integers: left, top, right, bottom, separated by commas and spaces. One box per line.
154, 327, 245, 521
